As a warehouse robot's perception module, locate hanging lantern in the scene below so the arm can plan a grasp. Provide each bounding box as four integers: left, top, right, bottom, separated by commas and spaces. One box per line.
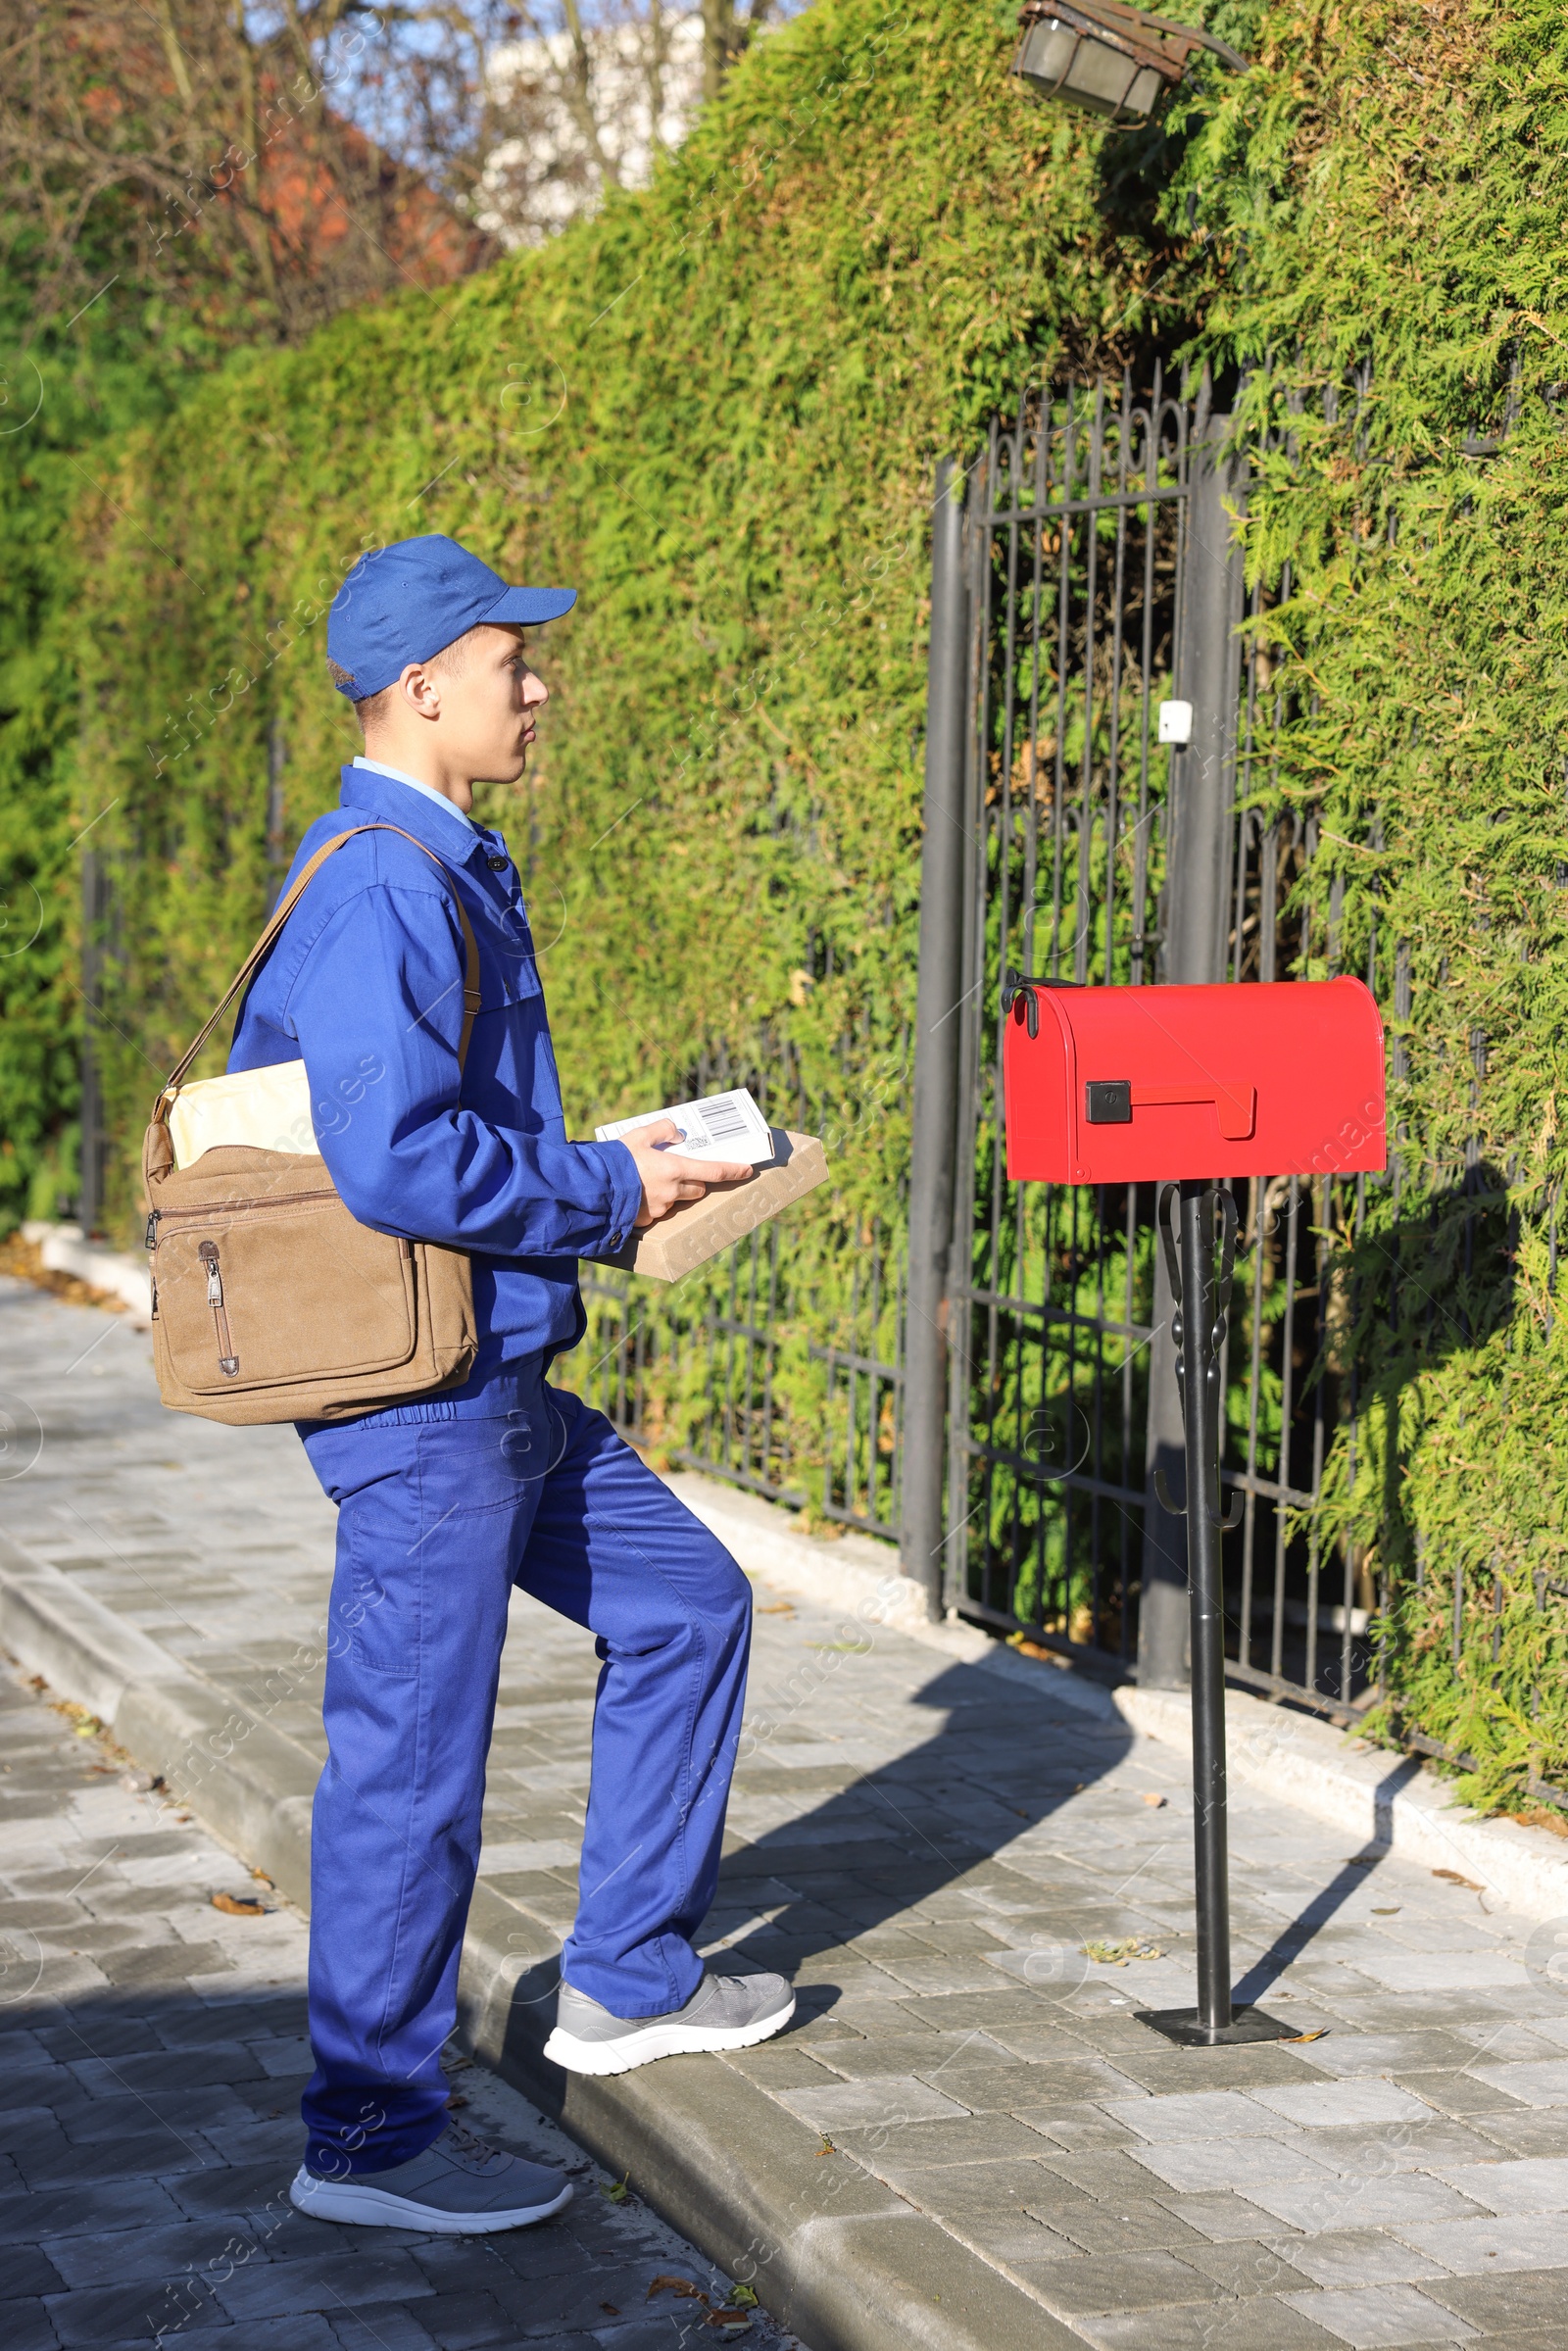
1011, 0, 1248, 124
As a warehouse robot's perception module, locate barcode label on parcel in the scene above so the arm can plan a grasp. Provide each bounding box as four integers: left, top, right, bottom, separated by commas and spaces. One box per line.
595, 1087, 775, 1165
700, 1095, 753, 1142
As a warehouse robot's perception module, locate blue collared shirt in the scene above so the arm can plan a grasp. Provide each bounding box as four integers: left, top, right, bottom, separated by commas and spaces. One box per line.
350, 753, 476, 833
228, 764, 644, 1387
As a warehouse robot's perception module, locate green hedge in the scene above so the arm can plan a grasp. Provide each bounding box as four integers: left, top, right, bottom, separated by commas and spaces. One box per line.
50, 0, 1568, 1806
0, 327, 187, 1226
1192, 0, 1568, 1808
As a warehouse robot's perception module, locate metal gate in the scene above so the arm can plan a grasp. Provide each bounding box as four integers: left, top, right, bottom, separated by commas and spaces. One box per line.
902, 371, 1369, 1721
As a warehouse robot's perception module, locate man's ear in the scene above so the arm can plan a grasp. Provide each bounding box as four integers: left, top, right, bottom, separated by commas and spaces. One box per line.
396, 661, 442, 721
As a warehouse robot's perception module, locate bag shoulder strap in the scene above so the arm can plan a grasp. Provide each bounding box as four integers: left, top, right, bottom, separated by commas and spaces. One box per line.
153, 821, 482, 1121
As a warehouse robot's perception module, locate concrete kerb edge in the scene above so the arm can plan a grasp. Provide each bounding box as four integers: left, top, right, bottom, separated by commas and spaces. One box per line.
464, 1949, 1083, 2351
0, 1529, 319, 1906
1118, 1682, 1568, 1922
669, 1470, 1568, 1926
0, 1530, 1071, 2351
24, 1224, 153, 1327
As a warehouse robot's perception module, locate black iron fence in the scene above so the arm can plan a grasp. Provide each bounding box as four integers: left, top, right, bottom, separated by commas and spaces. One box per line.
577, 1038, 907, 1543
924, 370, 1383, 1718
578, 364, 1527, 1744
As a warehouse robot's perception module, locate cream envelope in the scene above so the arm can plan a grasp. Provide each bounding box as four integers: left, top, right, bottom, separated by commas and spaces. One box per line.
168, 1060, 316, 1168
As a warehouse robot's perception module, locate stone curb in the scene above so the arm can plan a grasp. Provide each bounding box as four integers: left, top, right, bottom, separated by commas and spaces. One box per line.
672, 1479, 1568, 1925
465, 1936, 1083, 2351
0, 1526, 1076, 2351
0, 1531, 318, 1905
21, 1223, 153, 1326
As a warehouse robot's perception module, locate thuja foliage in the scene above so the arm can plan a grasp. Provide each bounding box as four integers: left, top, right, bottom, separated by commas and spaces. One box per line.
0, 310, 191, 1227
1180, 0, 1568, 1806
53, 0, 1568, 1802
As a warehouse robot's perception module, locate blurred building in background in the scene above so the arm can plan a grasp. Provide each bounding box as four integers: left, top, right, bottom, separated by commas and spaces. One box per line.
477, 11, 702, 247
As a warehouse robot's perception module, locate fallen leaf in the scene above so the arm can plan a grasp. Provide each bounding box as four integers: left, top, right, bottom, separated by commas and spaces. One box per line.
648, 2276, 706, 2301
1083, 1937, 1164, 1965
444, 2092, 467, 2110
1432, 1868, 1483, 1891
1507, 1804, 1568, 1838
726, 2286, 760, 2309
602, 2177, 630, 2203
1140, 1792, 1167, 1808
815, 2135, 836, 2157
1281, 2029, 1329, 2043
1371, 1906, 1400, 1915
600, 2305, 620, 2318
756, 1603, 796, 1615
211, 1892, 268, 1918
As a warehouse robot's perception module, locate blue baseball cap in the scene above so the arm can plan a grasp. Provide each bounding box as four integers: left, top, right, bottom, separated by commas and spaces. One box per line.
327, 534, 576, 700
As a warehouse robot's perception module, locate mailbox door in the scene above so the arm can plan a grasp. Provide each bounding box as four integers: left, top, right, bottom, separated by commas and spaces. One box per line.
1004, 977, 1386, 1185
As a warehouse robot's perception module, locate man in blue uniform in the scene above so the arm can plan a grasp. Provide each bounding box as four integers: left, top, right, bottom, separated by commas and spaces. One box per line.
230, 534, 793, 2234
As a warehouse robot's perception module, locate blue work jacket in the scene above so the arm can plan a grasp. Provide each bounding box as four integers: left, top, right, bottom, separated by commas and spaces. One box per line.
228, 764, 643, 1388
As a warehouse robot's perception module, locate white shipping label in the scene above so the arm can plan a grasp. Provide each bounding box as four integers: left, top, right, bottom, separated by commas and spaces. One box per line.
595, 1087, 775, 1165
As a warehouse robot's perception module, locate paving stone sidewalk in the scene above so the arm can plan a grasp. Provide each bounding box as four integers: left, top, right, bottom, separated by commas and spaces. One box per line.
0, 1659, 799, 2350
5, 1276, 1568, 2349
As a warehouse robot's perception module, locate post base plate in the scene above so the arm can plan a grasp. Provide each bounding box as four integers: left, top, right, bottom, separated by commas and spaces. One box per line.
1134, 2005, 1298, 2048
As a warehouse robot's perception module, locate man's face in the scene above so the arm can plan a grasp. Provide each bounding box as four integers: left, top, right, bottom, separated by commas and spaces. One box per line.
440, 622, 548, 786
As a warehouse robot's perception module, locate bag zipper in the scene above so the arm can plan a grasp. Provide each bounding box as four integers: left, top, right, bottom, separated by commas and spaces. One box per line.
197, 1241, 239, 1379
151, 1187, 338, 1223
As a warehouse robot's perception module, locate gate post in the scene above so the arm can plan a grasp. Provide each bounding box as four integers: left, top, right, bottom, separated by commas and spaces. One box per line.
1138, 402, 1249, 1688
901, 458, 970, 1619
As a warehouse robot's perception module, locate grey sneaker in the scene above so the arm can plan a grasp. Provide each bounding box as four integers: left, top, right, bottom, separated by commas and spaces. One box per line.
544, 1969, 796, 2077
289, 2119, 571, 2234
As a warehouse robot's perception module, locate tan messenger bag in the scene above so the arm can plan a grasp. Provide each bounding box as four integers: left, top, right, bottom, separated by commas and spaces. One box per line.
144, 822, 479, 1426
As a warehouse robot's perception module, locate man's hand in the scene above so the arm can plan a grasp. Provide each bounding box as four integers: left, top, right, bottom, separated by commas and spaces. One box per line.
621, 1119, 754, 1228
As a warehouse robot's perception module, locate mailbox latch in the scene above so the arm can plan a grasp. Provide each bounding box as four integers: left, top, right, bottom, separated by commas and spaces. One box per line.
1085, 1080, 1132, 1124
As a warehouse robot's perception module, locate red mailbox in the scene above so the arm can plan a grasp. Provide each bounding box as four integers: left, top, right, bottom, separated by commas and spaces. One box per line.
1000, 965, 1388, 2051
1003, 975, 1386, 1185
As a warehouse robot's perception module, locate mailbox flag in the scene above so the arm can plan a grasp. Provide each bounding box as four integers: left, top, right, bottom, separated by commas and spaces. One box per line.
1002, 976, 1387, 1186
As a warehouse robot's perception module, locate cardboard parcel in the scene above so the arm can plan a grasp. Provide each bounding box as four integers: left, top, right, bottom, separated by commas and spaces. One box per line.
597, 1129, 828, 1283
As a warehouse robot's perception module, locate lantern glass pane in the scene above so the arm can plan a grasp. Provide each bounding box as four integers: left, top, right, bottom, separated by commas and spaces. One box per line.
1014, 18, 1164, 120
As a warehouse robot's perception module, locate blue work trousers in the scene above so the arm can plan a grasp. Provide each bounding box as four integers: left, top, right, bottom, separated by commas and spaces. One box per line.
297, 1371, 751, 2176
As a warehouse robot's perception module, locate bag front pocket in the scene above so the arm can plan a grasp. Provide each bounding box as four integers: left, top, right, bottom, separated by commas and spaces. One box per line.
153, 1193, 417, 1394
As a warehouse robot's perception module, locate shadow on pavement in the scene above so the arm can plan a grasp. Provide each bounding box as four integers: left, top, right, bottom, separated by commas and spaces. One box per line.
710, 1651, 1143, 2022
